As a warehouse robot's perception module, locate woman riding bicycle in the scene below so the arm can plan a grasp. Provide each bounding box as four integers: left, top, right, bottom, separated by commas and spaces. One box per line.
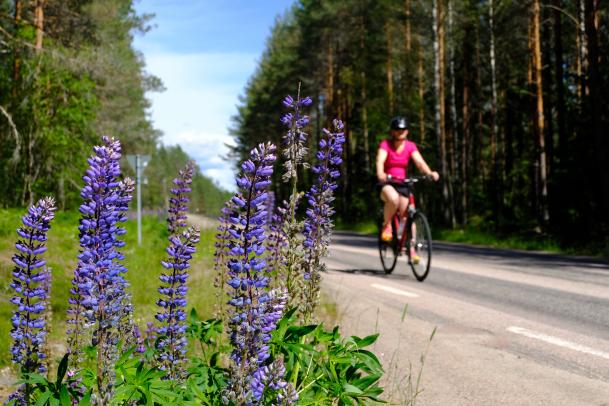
377, 116, 440, 244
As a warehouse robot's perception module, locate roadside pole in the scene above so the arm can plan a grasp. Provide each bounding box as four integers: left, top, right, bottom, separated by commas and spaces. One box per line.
127, 154, 151, 245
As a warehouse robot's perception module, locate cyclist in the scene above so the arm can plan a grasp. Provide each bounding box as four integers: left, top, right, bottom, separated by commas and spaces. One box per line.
376, 116, 439, 247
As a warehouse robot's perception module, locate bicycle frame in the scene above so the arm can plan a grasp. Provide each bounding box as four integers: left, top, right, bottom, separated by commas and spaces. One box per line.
392, 193, 416, 255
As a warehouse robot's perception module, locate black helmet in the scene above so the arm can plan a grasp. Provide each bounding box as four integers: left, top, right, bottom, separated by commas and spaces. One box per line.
390, 116, 409, 130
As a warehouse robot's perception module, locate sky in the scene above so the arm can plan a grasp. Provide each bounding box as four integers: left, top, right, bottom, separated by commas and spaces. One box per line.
132, 0, 294, 191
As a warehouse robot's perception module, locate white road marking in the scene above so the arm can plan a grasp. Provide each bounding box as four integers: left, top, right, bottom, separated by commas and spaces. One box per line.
371, 283, 419, 298
507, 326, 609, 360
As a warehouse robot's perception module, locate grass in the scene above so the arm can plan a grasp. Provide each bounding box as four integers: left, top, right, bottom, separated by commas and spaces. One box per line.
0, 208, 218, 370
336, 218, 609, 257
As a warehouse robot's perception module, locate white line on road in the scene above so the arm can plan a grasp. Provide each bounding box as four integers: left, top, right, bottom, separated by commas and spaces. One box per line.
371, 283, 419, 298
507, 326, 609, 360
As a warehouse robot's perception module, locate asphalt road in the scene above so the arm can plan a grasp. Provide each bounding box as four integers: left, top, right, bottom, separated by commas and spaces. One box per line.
323, 231, 609, 405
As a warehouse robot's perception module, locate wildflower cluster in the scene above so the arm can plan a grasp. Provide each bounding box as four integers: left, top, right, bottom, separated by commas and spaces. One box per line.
302, 119, 345, 319
2, 90, 369, 406
9, 197, 56, 376
224, 142, 293, 404
66, 136, 134, 400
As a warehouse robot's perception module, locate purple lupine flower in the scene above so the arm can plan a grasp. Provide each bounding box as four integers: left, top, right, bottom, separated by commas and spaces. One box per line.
280, 90, 311, 182
265, 202, 289, 288
301, 119, 345, 319
167, 161, 195, 235
65, 137, 134, 398
144, 321, 157, 349
9, 197, 56, 378
155, 226, 200, 380
225, 143, 290, 404
213, 202, 236, 318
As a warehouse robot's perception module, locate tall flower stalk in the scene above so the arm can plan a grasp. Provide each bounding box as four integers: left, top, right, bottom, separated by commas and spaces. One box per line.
155, 226, 200, 380
155, 161, 199, 380
280, 90, 313, 306
224, 143, 294, 404
167, 161, 195, 235
213, 202, 235, 318
9, 197, 56, 403
302, 119, 345, 320
65, 136, 134, 401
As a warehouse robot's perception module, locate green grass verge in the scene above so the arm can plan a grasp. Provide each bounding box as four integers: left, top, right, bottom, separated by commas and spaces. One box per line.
433, 227, 563, 253
0, 208, 217, 369
336, 218, 608, 257
335, 219, 377, 235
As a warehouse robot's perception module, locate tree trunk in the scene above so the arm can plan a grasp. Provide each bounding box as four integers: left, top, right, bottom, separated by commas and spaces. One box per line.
326, 41, 334, 108
489, 0, 498, 176
584, 0, 604, 213
404, 0, 411, 52
358, 16, 370, 173
35, 0, 45, 51
433, 0, 453, 226
385, 22, 395, 115
12, 0, 22, 98
417, 44, 425, 143
553, 0, 566, 167
532, 0, 549, 223
578, 0, 588, 97
448, 0, 458, 186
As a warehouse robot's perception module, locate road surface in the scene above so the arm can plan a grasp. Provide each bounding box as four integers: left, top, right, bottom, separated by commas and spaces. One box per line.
323, 231, 609, 405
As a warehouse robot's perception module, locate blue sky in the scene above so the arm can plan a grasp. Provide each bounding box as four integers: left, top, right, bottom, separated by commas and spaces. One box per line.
133, 1, 294, 191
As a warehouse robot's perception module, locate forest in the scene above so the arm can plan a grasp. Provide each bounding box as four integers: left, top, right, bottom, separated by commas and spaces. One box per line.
230, 0, 609, 252
0, 0, 229, 215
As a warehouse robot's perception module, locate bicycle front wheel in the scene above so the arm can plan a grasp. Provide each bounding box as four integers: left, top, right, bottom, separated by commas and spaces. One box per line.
408, 211, 432, 281
378, 216, 398, 274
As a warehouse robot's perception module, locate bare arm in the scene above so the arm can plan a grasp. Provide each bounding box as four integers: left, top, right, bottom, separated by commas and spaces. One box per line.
411, 151, 440, 181
376, 148, 388, 182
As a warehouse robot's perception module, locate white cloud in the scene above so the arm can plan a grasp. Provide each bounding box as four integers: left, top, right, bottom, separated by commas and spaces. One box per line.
163, 131, 236, 191
143, 51, 257, 191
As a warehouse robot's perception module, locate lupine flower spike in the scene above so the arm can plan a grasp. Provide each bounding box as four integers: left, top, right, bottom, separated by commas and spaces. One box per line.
280, 87, 312, 183
302, 119, 345, 320
167, 161, 195, 235
213, 202, 236, 318
9, 197, 56, 403
225, 143, 295, 404
280, 91, 312, 308
65, 136, 133, 401
155, 162, 199, 380
155, 226, 200, 380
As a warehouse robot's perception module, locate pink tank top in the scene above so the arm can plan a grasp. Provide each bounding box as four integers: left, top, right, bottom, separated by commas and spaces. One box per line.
379, 139, 418, 180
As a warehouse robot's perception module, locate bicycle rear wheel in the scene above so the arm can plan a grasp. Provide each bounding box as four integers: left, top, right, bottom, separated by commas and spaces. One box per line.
408, 211, 432, 281
378, 216, 398, 274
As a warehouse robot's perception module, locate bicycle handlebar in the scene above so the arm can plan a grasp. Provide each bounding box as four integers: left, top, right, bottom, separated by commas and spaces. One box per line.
378, 174, 434, 186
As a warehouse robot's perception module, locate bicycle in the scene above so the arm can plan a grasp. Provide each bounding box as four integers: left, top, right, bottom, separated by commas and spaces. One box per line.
377, 175, 433, 281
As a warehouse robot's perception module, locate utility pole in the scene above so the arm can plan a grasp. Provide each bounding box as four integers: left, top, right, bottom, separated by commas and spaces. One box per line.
127, 154, 150, 245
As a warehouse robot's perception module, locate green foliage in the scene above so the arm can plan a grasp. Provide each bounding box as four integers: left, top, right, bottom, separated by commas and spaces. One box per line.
229, 0, 609, 253
141, 146, 231, 216
272, 309, 385, 405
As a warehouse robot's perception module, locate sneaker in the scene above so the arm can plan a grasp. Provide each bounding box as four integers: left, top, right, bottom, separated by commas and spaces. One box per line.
410, 247, 420, 264
381, 224, 393, 242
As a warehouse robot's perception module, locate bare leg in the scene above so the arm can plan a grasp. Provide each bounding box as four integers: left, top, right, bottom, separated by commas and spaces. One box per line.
380, 185, 399, 227
398, 195, 409, 219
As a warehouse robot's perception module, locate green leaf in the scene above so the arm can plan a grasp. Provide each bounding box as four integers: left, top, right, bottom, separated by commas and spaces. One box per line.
351, 333, 379, 348
59, 386, 71, 406
342, 383, 364, 395
56, 353, 69, 386
34, 391, 52, 406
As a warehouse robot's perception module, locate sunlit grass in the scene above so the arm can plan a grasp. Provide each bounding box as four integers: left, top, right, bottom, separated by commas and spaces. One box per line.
0, 208, 217, 369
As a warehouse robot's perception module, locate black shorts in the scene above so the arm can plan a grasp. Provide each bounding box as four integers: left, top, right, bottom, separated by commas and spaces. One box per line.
378, 183, 411, 198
